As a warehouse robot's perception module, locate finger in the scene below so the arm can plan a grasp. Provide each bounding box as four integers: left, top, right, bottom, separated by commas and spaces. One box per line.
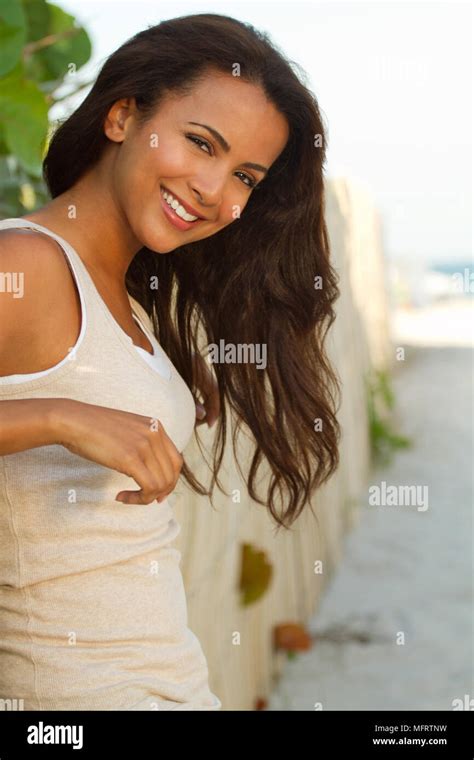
204, 390, 220, 427
196, 369, 220, 424
116, 450, 167, 505
155, 425, 184, 473
195, 402, 206, 420
146, 431, 182, 500
195, 402, 208, 427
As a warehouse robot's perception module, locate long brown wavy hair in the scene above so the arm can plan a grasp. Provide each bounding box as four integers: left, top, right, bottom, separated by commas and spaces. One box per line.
43, 13, 341, 530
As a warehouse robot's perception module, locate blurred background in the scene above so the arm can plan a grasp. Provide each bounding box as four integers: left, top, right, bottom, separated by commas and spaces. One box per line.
0, 0, 472, 710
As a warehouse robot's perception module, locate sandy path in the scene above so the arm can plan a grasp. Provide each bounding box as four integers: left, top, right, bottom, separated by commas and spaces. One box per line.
268, 304, 473, 710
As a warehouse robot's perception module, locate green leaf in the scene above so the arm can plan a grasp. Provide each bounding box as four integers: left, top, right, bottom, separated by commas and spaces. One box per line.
23, 0, 50, 42
0, 70, 49, 176
0, 0, 27, 76
33, 3, 92, 82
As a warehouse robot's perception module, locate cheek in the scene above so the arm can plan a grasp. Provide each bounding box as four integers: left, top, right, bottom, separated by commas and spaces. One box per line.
151, 135, 192, 179
113, 141, 154, 199
118, 131, 182, 183
221, 196, 248, 225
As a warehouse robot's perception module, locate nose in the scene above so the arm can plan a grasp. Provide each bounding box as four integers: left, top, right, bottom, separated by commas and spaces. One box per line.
190, 179, 224, 210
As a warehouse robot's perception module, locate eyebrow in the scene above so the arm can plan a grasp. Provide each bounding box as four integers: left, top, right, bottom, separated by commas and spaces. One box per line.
187, 121, 269, 175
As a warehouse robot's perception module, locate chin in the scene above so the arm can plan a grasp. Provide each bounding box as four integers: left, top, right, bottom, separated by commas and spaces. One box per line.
153, 246, 177, 254
138, 228, 178, 255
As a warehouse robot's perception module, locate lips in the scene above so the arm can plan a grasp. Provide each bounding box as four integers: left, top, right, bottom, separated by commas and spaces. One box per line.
160, 185, 205, 220
160, 190, 203, 231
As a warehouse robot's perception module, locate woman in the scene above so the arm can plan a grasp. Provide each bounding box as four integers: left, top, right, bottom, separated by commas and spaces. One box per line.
0, 13, 340, 710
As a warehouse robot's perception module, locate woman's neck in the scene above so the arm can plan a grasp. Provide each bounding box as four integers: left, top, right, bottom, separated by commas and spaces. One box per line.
23, 165, 143, 289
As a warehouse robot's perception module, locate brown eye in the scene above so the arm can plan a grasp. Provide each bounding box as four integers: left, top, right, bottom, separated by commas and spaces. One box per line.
187, 135, 256, 189
234, 171, 257, 189
186, 135, 212, 154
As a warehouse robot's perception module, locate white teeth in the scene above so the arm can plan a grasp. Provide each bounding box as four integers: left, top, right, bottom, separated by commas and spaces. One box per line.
161, 189, 199, 222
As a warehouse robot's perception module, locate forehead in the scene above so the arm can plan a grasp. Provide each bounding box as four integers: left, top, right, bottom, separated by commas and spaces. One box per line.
156, 70, 289, 164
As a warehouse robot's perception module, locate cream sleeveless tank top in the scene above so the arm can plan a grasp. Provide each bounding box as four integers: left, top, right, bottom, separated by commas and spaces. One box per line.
0, 217, 222, 711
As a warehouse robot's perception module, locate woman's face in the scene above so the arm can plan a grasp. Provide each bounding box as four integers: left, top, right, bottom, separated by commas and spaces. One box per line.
104, 70, 289, 253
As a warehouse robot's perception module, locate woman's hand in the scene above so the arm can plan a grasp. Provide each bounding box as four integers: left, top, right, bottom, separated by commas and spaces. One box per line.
53, 399, 184, 505
192, 351, 220, 428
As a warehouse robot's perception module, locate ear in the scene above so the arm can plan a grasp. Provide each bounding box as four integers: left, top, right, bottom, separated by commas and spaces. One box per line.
103, 97, 137, 143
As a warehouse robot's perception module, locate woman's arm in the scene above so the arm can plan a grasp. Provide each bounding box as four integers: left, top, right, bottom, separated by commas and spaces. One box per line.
0, 398, 63, 456
0, 397, 185, 505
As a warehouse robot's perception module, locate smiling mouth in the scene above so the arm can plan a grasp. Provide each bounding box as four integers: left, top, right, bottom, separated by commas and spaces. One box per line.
160, 185, 205, 224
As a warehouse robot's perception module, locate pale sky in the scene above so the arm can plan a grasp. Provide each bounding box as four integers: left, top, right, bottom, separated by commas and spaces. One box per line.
56, 0, 472, 264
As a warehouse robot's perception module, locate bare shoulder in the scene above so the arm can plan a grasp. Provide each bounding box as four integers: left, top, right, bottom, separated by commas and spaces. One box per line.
0, 227, 81, 376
